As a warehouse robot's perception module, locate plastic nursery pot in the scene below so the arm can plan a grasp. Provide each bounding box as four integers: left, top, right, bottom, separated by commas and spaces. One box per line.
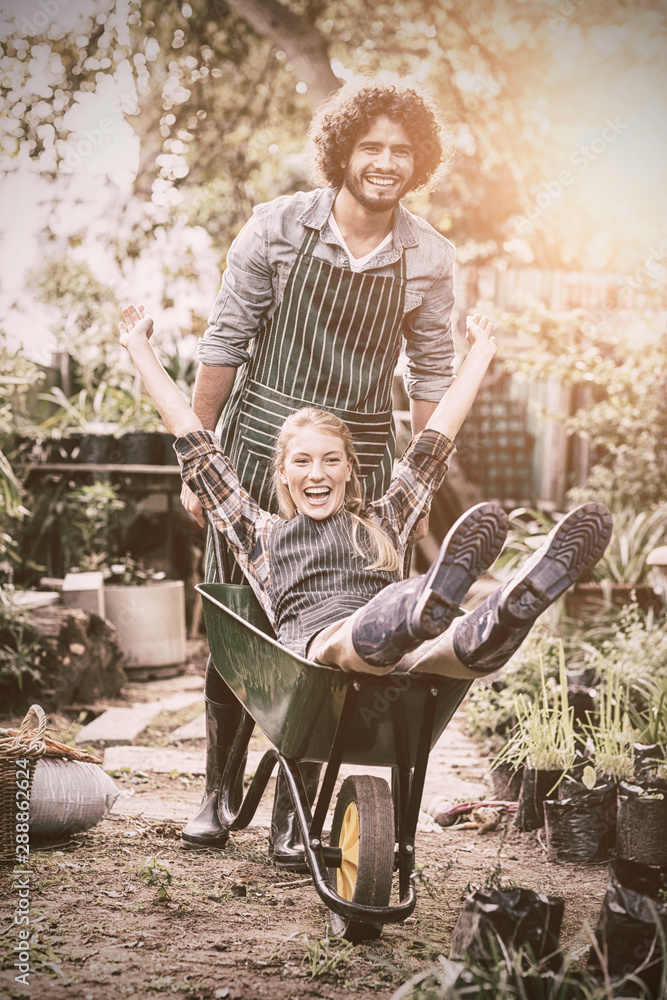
46, 435, 83, 463
616, 781, 667, 867
559, 778, 617, 851
450, 887, 565, 972
159, 433, 180, 466
514, 768, 562, 831
544, 794, 610, 863
587, 857, 667, 999
489, 760, 524, 801
117, 431, 164, 465
633, 744, 666, 784
76, 434, 114, 464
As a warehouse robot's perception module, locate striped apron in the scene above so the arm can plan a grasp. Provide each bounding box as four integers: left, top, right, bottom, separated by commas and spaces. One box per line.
207, 227, 407, 583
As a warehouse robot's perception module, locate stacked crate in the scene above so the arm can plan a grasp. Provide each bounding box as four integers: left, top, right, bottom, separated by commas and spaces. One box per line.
456, 395, 535, 506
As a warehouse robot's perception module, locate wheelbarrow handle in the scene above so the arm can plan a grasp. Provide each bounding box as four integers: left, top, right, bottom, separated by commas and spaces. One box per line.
207, 510, 233, 583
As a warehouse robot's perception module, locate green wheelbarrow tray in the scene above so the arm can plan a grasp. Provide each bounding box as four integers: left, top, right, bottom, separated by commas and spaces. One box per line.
197, 582, 473, 768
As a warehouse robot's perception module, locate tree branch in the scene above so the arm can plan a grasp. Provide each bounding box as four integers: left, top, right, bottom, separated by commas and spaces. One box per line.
219, 0, 340, 105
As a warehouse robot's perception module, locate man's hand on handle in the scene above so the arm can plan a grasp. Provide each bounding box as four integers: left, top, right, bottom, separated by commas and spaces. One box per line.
181, 482, 206, 527
413, 511, 430, 542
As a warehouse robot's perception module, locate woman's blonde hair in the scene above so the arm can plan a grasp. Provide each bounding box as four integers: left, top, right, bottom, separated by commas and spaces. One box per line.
272, 408, 400, 572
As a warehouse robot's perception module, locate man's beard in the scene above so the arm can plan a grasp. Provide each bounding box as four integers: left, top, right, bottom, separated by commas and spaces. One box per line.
342, 165, 408, 213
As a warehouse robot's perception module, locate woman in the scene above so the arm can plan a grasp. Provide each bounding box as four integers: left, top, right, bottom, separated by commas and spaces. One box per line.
119, 304, 612, 680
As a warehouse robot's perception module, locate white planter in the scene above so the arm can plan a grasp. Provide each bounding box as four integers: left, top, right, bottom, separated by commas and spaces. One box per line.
104, 581, 186, 668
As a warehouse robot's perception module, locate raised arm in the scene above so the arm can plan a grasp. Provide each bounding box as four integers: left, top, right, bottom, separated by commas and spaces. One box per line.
119, 305, 202, 438
426, 313, 497, 441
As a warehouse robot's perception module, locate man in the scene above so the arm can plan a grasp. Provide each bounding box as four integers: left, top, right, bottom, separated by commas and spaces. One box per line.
181, 76, 458, 865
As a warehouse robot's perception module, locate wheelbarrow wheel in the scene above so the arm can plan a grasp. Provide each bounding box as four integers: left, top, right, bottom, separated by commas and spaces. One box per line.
328, 774, 395, 943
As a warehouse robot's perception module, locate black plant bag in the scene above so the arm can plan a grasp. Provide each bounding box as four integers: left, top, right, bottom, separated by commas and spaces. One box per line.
450, 887, 565, 972
587, 857, 667, 999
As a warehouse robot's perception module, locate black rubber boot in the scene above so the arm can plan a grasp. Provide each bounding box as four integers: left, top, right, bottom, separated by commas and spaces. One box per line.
269, 761, 322, 871
351, 502, 509, 667
180, 693, 246, 849
453, 502, 613, 674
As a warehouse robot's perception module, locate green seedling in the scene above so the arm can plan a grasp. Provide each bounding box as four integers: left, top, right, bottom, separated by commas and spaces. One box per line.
300, 932, 355, 979
135, 856, 173, 901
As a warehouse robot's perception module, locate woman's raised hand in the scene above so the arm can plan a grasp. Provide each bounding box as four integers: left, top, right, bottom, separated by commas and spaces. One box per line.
119, 304, 153, 350
465, 313, 496, 353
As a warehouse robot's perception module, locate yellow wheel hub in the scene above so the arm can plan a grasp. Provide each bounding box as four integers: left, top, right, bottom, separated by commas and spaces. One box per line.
336, 802, 360, 901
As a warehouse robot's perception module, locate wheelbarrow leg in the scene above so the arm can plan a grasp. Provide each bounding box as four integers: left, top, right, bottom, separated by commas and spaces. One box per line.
181, 662, 247, 849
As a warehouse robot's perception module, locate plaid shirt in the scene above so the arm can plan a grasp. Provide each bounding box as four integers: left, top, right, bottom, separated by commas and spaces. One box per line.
176, 428, 455, 649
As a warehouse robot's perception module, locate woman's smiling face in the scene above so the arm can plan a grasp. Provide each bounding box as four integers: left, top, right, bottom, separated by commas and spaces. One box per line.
278, 426, 352, 520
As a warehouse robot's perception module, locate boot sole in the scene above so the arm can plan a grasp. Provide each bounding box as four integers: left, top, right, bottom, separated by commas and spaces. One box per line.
272, 852, 309, 873
180, 832, 230, 850
499, 503, 613, 627
412, 502, 509, 638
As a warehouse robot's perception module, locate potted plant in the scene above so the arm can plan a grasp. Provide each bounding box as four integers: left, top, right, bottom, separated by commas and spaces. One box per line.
565, 505, 667, 620
548, 673, 638, 861
615, 679, 667, 866
492, 645, 576, 831
37, 384, 169, 465
38, 384, 128, 463
579, 672, 636, 787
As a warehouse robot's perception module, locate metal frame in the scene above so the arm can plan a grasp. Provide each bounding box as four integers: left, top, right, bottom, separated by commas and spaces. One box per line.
212, 667, 442, 923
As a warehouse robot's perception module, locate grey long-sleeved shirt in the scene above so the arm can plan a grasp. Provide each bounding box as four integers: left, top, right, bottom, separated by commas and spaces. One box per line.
198, 187, 457, 402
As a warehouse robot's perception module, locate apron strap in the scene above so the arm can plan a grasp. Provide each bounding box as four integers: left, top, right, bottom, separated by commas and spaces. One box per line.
298, 228, 320, 255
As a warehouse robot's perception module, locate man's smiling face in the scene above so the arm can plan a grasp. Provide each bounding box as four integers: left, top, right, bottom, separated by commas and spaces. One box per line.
341, 116, 415, 213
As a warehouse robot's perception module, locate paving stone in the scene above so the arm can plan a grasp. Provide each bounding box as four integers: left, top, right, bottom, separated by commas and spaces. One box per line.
171, 711, 206, 741
127, 673, 204, 697
75, 691, 203, 746
153, 691, 204, 714
75, 705, 166, 746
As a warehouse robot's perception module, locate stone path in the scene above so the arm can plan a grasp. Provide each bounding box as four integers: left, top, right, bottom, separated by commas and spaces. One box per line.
74, 691, 203, 745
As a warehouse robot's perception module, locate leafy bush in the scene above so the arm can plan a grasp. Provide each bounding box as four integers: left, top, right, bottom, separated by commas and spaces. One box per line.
0, 590, 51, 696
58, 481, 127, 573
582, 604, 667, 704
591, 506, 667, 585
0, 336, 45, 572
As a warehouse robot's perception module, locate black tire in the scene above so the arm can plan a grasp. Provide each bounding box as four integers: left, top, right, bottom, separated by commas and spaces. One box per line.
328, 774, 395, 943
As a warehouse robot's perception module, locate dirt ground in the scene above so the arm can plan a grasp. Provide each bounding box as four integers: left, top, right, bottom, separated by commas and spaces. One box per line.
0, 644, 609, 1000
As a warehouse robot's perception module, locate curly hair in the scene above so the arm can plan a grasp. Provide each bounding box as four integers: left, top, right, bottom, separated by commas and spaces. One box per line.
307, 75, 453, 194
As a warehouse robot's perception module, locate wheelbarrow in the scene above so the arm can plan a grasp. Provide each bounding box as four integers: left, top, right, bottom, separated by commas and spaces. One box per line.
197, 521, 474, 942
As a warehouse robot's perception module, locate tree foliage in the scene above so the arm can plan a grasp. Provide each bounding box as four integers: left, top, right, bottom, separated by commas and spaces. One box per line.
4, 0, 666, 270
